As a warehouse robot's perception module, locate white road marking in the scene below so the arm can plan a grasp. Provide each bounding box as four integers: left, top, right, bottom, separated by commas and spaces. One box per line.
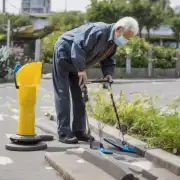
39, 86, 48, 92
152, 82, 164, 85
41, 93, 54, 101
76, 159, 85, 163
40, 106, 54, 113
0, 102, 9, 107
40, 106, 54, 109
45, 166, 53, 170
131, 161, 153, 171
0, 156, 14, 165
0, 114, 4, 121
36, 118, 45, 123
5, 86, 13, 89
6, 134, 12, 139
11, 108, 19, 113
11, 115, 19, 121
6, 96, 17, 103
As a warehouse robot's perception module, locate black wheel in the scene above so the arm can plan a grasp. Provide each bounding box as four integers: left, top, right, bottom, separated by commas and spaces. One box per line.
5, 142, 47, 151
39, 134, 54, 141
122, 141, 126, 146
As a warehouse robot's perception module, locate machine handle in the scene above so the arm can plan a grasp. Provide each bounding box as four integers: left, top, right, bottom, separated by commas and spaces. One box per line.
87, 79, 113, 84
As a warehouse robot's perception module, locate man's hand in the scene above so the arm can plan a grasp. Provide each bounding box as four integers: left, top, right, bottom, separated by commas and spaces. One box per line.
104, 75, 113, 82
103, 75, 113, 89
78, 70, 87, 89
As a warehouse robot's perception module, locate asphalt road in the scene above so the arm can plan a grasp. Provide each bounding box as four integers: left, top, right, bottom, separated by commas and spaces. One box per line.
41, 79, 180, 108
0, 83, 61, 180
0, 79, 180, 179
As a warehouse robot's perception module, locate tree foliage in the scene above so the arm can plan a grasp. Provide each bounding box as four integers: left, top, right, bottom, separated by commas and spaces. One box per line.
0, 13, 32, 40
86, 0, 128, 23
170, 14, 180, 48
49, 11, 85, 31
85, 0, 175, 41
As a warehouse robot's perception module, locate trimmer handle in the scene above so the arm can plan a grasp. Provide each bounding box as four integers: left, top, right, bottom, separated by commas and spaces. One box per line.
82, 86, 89, 102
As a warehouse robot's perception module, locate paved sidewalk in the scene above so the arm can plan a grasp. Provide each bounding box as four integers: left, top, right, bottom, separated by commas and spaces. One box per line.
37, 79, 180, 179
2, 80, 180, 180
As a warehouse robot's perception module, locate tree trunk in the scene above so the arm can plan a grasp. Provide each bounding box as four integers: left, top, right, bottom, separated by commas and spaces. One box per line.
147, 29, 150, 42
176, 35, 179, 49
139, 28, 142, 38
176, 41, 179, 49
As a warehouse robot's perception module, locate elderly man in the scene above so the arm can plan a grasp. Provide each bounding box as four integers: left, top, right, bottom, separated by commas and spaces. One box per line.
53, 16, 139, 144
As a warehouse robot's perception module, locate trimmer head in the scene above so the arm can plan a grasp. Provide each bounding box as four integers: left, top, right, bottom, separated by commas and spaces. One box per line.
104, 138, 136, 153
97, 143, 113, 154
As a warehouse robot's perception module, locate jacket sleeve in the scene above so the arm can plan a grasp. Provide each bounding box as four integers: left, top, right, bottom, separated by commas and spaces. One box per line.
71, 25, 103, 70
100, 53, 116, 77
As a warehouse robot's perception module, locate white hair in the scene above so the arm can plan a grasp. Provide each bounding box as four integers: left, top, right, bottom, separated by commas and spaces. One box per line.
115, 17, 139, 35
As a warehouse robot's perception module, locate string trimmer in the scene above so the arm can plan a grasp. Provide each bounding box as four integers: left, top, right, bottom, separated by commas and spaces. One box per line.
89, 79, 136, 153
82, 85, 113, 154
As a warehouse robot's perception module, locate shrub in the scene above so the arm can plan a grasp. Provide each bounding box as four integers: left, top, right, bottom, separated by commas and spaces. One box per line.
42, 31, 63, 63
115, 37, 179, 68
115, 37, 150, 68
87, 85, 180, 153
152, 46, 177, 68
42, 33, 179, 69
0, 46, 26, 78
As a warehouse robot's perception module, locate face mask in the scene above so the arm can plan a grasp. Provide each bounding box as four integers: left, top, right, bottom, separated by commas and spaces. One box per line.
114, 35, 129, 46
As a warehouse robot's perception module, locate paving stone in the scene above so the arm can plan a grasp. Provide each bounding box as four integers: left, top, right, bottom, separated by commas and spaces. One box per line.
145, 149, 180, 176
66, 148, 151, 177
130, 161, 154, 171
45, 152, 116, 180
143, 168, 180, 180
38, 113, 180, 179
142, 169, 158, 180
66, 148, 139, 180
88, 117, 180, 176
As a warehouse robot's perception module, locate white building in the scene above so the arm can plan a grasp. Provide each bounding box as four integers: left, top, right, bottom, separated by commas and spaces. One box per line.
21, 0, 51, 14
174, 6, 180, 14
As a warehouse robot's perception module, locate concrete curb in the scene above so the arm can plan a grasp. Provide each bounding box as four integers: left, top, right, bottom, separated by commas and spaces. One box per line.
88, 117, 180, 176
37, 117, 180, 176
45, 152, 117, 180
45, 152, 74, 180
0, 78, 14, 83
66, 148, 142, 180
42, 74, 178, 84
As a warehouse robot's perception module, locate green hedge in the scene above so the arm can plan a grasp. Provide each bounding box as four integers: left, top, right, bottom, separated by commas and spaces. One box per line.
115, 37, 178, 69
42, 31, 63, 63
42, 33, 179, 69
87, 86, 180, 154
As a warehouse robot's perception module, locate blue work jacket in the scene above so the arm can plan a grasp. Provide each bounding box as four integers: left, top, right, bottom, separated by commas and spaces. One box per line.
54, 22, 117, 76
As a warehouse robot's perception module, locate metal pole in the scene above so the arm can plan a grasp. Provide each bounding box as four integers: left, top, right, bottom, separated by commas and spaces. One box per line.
2, 0, 5, 13
65, 0, 67, 12
7, 19, 10, 48
6, 19, 11, 79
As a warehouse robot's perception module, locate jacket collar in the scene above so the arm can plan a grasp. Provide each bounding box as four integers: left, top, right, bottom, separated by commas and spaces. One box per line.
108, 23, 115, 42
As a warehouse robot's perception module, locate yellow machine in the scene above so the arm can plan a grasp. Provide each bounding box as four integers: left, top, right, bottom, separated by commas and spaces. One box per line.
6, 62, 53, 151
16, 62, 42, 136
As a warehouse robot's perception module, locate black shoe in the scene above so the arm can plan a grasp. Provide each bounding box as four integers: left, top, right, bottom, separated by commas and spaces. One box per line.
59, 132, 78, 144
74, 131, 95, 142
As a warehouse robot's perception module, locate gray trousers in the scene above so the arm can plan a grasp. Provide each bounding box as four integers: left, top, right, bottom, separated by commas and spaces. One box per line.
52, 43, 86, 136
